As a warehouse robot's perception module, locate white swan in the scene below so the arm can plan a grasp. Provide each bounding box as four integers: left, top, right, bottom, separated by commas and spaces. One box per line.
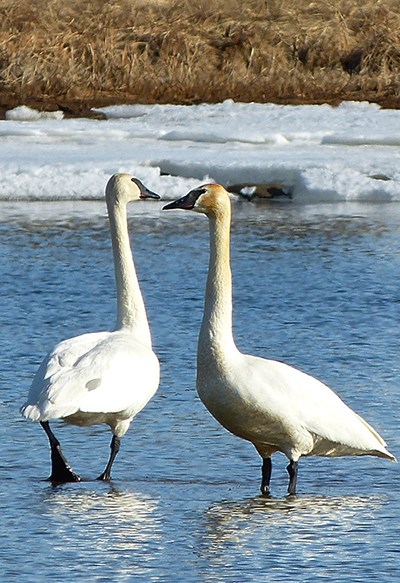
21, 174, 160, 482
164, 184, 396, 495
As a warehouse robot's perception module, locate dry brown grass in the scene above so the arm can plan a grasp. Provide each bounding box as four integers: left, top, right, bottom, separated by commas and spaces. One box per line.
0, 0, 400, 114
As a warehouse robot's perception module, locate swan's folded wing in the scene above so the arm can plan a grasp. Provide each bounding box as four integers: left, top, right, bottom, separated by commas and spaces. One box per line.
246, 355, 392, 457
21, 331, 159, 420
21, 332, 110, 420
77, 336, 159, 414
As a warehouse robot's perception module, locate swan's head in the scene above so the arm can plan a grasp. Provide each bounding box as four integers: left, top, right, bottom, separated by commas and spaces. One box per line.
106, 173, 160, 204
163, 183, 230, 216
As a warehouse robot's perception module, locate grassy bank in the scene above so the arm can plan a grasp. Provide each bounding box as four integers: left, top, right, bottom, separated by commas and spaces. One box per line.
1, 0, 400, 116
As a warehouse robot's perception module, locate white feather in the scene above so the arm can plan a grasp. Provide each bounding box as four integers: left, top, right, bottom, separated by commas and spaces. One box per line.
23, 331, 159, 431
198, 353, 393, 461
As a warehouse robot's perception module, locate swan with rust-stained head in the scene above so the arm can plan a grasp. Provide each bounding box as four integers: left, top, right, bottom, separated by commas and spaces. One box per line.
163, 184, 395, 496
21, 173, 160, 483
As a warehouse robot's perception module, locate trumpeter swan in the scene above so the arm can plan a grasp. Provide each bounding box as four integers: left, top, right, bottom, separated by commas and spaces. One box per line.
21, 174, 160, 483
164, 184, 395, 495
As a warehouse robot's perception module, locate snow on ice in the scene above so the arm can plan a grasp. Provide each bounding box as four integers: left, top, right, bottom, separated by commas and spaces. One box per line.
1, 100, 400, 203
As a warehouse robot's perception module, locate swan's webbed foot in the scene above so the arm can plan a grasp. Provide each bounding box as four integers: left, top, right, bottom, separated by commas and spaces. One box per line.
49, 445, 81, 483
287, 459, 298, 496
40, 421, 81, 483
96, 435, 121, 481
96, 470, 111, 481
260, 457, 272, 496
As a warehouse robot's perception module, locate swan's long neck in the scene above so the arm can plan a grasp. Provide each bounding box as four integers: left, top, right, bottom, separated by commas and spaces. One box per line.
199, 206, 238, 358
107, 198, 152, 345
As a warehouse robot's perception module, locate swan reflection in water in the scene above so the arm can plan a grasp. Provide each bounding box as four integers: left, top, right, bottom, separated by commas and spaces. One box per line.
41, 484, 162, 576
197, 494, 390, 575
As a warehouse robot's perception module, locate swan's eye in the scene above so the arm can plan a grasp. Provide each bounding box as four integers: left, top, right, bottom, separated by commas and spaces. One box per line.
163, 187, 207, 211
186, 188, 206, 207
178, 188, 206, 209
191, 188, 207, 198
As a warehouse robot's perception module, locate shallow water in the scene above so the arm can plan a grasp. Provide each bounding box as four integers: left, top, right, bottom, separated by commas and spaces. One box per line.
1, 200, 399, 582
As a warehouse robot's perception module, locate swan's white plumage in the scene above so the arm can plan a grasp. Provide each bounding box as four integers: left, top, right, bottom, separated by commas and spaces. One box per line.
164, 183, 395, 493
23, 331, 159, 433
198, 352, 392, 461
21, 173, 160, 478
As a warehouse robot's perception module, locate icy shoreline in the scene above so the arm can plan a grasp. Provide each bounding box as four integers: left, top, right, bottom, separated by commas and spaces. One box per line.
1, 101, 400, 203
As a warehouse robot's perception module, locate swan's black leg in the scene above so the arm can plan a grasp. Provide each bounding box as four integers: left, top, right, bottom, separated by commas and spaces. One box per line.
97, 435, 121, 481
40, 421, 81, 483
287, 459, 298, 496
260, 457, 272, 496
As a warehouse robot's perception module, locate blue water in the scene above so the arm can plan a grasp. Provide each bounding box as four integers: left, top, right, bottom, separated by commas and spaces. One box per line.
1, 200, 399, 582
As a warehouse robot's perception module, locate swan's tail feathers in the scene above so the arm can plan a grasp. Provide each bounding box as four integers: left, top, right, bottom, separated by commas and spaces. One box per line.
375, 449, 396, 463
354, 412, 396, 462
20, 403, 41, 421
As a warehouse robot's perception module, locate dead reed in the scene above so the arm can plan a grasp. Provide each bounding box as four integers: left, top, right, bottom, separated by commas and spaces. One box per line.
0, 0, 400, 114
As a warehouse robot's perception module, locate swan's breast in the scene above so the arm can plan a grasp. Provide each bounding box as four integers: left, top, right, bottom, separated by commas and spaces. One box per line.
196, 352, 308, 450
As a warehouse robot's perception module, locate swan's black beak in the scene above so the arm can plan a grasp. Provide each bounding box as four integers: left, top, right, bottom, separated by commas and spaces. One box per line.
163, 196, 191, 210
163, 188, 206, 210
131, 178, 160, 200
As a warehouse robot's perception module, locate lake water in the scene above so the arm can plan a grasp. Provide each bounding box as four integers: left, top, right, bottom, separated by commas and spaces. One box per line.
1, 199, 399, 582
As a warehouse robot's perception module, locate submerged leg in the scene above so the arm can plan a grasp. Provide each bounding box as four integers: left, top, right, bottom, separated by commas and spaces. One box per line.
260, 457, 272, 496
97, 435, 121, 481
286, 459, 298, 496
40, 421, 81, 483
